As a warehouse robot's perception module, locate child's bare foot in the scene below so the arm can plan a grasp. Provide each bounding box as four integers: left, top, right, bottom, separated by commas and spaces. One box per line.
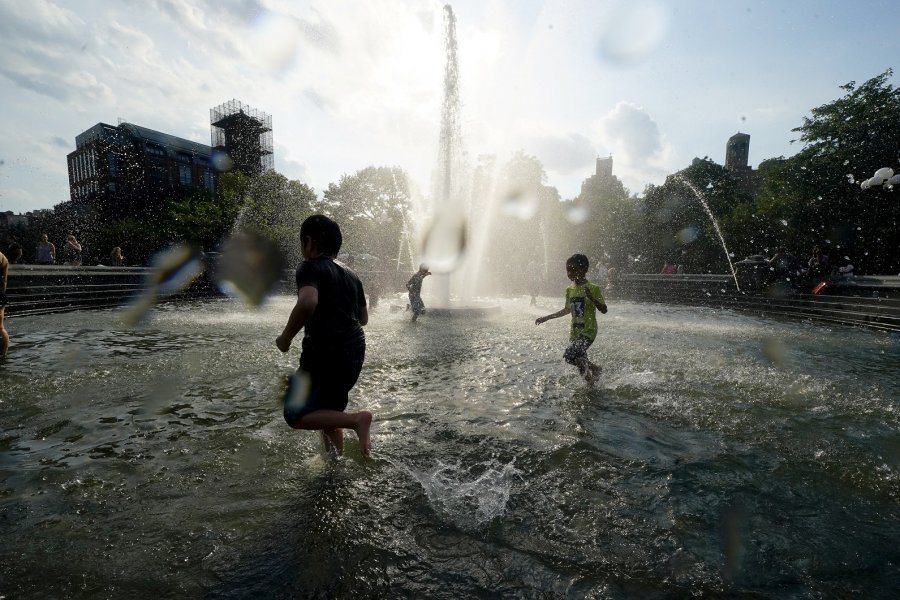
585, 364, 601, 386
354, 411, 373, 457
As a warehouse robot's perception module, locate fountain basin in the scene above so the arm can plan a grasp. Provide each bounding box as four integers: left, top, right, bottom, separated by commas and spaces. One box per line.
1, 297, 897, 597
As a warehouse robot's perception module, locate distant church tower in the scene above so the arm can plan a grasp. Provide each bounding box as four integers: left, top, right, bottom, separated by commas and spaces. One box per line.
595, 155, 613, 179
579, 155, 615, 197
725, 132, 750, 171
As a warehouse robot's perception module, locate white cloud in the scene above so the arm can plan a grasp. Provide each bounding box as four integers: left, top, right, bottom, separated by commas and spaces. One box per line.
518, 130, 597, 176
274, 144, 314, 187
596, 101, 674, 192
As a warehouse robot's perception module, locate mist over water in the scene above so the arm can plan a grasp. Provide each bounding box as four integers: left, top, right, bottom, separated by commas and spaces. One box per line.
1, 297, 897, 597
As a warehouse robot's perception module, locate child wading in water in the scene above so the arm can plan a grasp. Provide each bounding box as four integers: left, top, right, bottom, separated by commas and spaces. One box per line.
406, 264, 431, 322
276, 215, 373, 456
535, 253, 608, 385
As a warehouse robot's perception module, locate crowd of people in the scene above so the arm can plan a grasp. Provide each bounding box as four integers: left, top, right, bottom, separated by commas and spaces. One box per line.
4, 234, 126, 267
765, 246, 855, 281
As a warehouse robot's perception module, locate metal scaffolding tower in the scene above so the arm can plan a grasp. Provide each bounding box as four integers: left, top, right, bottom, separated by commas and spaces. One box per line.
210, 99, 274, 174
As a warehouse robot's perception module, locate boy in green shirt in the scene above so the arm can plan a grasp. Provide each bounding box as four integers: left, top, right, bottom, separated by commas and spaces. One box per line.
535, 253, 607, 385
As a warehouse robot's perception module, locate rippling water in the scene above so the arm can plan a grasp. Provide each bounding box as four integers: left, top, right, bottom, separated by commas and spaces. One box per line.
1, 297, 898, 598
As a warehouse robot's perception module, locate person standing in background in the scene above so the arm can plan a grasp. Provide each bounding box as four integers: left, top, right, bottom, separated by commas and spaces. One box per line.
36, 234, 56, 265
110, 246, 125, 266
61, 235, 82, 266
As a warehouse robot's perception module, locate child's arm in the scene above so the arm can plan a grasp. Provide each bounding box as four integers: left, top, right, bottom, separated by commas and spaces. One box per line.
535, 305, 570, 325
359, 303, 369, 326
585, 289, 608, 314
276, 286, 318, 352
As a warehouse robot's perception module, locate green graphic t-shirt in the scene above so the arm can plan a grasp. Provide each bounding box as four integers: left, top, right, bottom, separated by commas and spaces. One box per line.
565, 281, 605, 341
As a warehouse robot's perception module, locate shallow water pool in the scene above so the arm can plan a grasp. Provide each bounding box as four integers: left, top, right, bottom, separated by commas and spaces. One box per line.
1, 297, 898, 598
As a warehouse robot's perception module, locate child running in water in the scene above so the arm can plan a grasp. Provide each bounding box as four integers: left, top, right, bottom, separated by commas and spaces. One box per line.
406, 264, 431, 322
276, 215, 373, 456
535, 253, 608, 385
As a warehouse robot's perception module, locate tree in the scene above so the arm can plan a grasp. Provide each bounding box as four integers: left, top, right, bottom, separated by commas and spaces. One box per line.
758, 69, 900, 273
167, 178, 243, 251
320, 166, 413, 263
234, 170, 317, 266
635, 158, 746, 273
568, 161, 637, 270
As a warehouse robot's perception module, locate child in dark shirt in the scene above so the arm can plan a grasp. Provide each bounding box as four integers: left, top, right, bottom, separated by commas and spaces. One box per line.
406, 264, 431, 322
276, 215, 372, 456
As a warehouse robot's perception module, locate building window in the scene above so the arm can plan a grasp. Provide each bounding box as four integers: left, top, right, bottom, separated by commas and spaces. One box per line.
146, 144, 166, 157
179, 164, 191, 185
109, 154, 121, 177
203, 170, 215, 191
150, 160, 168, 184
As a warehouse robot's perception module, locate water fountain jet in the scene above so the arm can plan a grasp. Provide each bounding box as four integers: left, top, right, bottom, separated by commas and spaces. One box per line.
672, 174, 741, 291
398, 4, 501, 317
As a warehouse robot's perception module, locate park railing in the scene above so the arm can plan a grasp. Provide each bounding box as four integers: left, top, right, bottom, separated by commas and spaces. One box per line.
7, 264, 899, 331
609, 273, 900, 332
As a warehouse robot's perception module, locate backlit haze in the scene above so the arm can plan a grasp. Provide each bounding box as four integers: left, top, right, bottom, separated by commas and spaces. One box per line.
1, 0, 898, 213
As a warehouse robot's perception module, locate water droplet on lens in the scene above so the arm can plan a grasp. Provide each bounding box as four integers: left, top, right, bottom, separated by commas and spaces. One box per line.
599, 1, 668, 64
421, 210, 467, 273
762, 338, 787, 366
677, 226, 699, 244
211, 150, 234, 172
565, 204, 590, 224
500, 188, 538, 220
215, 232, 286, 307
251, 12, 301, 72
282, 370, 311, 413
121, 244, 203, 325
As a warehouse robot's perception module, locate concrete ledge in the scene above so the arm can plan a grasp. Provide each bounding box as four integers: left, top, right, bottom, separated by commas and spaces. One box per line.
5, 264, 219, 317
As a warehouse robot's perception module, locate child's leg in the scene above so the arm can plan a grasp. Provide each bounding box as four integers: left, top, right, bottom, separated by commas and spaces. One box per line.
585, 362, 602, 386
292, 409, 373, 456
563, 338, 589, 377
320, 428, 343, 457
0, 308, 8, 357
564, 337, 592, 379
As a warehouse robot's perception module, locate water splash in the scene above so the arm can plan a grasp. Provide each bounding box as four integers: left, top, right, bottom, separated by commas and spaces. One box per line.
672, 175, 741, 291
389, 456, 518, 532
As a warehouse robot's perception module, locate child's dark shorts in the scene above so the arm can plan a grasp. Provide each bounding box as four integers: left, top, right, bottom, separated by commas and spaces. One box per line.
409, 292, 425, 315
563, 335, 593, 367
283, 347, 365, 426
0, 290, 7, 307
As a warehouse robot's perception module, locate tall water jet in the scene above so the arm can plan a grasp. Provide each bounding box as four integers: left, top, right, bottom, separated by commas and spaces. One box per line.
673, 175, 741, 291
421, 4, 468, 306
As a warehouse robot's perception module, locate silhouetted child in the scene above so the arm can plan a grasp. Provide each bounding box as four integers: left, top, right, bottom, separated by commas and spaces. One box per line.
276, 215, 372, 456
535, 253, 608, 385
406, 264, 431, 322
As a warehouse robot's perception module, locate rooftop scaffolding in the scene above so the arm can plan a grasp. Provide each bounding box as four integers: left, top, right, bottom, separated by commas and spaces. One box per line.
210, 99, 273, 173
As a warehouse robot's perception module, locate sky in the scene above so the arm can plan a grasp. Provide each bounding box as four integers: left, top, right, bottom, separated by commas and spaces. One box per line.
0, 0, 898, 214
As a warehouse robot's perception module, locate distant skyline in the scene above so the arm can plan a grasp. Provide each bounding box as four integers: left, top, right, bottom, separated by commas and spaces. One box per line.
1, 0, 898, 213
